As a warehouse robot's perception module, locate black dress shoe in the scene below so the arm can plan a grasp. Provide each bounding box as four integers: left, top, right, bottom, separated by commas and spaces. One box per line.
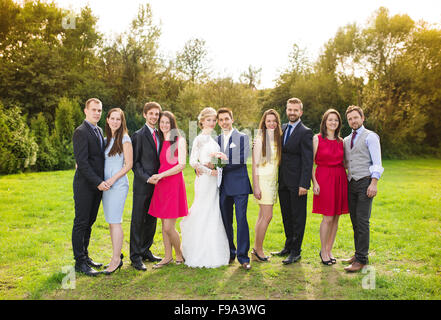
282, 253, 301, 265
271, 248, 291, 257
86, 257, 103, 269
75, 262, 100, 276
131, 261, 147, 271
143, 252, 162, 262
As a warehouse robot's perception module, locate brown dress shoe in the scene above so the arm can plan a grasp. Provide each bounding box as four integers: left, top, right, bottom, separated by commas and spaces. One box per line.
242, 262, 251, 270
344, 261, 365, 272
341, 255, 356, 265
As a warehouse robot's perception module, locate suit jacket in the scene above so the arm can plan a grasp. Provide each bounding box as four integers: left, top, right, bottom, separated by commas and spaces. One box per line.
72, 121, 105, 191
131, 125, 162, 196
218, 129, 253, 196
278, 121, 313, 191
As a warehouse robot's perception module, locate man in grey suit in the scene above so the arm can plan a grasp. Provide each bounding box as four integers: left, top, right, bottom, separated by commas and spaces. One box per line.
342, 105, 384, 272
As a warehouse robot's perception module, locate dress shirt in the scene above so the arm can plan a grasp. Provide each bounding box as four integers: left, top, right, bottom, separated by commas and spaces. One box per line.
284, 118, 301, 144
222, 128, 234, 153
351, 125, 384, 180
85, 120, 103, 148
146, 124, 160, 153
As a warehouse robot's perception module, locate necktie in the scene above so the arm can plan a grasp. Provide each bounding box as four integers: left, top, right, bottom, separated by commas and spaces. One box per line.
351, 130, 357, 149
284, 124, 293, 146
152, 130, 158, 152
93, 127, 102, 149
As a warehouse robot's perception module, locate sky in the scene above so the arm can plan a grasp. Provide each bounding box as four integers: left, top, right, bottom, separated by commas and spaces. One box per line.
53, 0, 441, 89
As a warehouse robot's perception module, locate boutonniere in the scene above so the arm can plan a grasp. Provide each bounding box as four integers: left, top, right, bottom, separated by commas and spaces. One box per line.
230, 142, 237, 148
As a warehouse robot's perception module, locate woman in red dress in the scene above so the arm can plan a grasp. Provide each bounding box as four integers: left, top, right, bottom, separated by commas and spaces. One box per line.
148, 111, 188, 268
312, 109, 349, 266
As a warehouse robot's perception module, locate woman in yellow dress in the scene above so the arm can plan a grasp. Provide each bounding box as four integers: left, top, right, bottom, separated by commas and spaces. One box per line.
251, 109, 282, 261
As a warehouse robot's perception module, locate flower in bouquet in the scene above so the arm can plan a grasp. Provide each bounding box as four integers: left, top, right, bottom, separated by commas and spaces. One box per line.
210, 152, 228, 169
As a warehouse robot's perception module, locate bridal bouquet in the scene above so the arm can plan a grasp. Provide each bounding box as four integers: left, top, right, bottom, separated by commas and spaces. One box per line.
210, 152, 228, 169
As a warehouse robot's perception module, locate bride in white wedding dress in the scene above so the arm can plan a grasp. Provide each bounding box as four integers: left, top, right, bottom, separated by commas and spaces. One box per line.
180, 107, 230, 268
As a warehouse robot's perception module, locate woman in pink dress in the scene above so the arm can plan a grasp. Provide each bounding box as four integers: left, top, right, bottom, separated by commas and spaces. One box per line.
312, 109, 349, 266
148, 111, 188, 268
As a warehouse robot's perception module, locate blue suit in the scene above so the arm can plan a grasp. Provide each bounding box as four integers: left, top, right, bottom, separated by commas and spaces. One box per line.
218, 129, 253, 264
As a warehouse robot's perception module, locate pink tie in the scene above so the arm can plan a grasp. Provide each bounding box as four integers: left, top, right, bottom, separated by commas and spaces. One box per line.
152, 130, 158, 151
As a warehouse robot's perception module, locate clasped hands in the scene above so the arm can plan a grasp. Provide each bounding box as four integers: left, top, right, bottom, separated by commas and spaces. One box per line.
97, 177, 117, 191
147, 173, 163, 185
195, 152, 228, 177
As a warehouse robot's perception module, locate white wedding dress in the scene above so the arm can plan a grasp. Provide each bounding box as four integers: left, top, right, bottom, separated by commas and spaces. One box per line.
180, 133, 230, 268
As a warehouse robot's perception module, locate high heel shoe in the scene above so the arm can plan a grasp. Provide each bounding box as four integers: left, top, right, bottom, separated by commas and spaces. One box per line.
175, 257, 185, 265
153, 258, 173, 269
251, 249, 269, 262
104, 253, 124, 269
103, 254, 124, 275
319, 251, 333, 266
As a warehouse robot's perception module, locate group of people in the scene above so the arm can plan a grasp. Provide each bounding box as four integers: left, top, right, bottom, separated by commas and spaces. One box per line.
71, 97, 383, 277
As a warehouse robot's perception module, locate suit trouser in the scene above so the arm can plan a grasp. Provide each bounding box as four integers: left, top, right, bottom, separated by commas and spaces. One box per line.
278, 187, 307, 256
219, 193, 250, 264
348, 177, 373, 265
130, 192, 157, 263
72, 184, 102, 263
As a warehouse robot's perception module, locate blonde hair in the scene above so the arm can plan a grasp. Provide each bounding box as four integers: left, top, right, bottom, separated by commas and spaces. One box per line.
197, 107, 217, 129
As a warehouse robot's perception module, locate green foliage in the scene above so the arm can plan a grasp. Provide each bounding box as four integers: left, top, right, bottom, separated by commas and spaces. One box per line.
51, 98, 83, 170
0, 103, 38, 174
1, 1, 441, 172
267, 7, 441, 158
30, 112, 58, 171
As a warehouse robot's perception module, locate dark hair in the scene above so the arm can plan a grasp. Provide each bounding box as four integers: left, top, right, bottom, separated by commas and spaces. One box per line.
217, 107, 233, 120
158, 111, 181, 158
105, 108, 128, 156
143, 101, 162, 115
320, 108, 342, 139
345, 105, 364, 118
257, 109, 282, 166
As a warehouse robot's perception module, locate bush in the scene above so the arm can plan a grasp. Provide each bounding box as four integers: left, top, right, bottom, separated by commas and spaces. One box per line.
0, 103, 38, 174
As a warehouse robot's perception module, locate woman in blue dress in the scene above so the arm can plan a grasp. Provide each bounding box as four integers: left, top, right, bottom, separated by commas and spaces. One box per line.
102, 108, 133, 274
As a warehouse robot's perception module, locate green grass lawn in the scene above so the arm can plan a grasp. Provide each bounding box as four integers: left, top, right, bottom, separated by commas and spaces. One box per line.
1, 159, 441, 300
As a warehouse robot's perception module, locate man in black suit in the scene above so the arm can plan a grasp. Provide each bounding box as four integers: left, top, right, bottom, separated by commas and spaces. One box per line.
72, 98, 108, 276
273, 97, 313, 264
129, 102, 163, 271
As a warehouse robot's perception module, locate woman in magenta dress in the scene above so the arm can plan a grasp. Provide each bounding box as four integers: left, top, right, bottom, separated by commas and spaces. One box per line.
148, 111, 188, 269
312, 108, 349, 266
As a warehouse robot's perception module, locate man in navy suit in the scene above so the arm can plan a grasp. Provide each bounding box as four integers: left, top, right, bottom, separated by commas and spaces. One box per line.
273, 97, 313, 264
217, 108, 253, 270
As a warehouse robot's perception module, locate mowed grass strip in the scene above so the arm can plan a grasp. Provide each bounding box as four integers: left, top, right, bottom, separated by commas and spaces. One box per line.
0, 159, 440, 300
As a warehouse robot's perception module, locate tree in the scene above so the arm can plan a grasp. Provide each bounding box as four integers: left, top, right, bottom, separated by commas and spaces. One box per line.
175, 38, 211, 83
0, 103, 38, 174
30, 112, 58, 171
240, 65, 262, 90
51, 98, 83, 170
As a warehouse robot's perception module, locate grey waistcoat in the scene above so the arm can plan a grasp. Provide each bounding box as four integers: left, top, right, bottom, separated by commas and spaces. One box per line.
344, 129, 373, 181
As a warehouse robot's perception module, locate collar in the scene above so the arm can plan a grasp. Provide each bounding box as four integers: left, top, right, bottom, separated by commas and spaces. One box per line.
85, 119, 99, 130
145, 124, 156, 135
223, 128, 234, 138
354, 125, 365, 135
287, 119, 301, 129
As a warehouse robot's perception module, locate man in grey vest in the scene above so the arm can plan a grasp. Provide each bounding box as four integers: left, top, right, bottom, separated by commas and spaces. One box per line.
343, 105, 384, 272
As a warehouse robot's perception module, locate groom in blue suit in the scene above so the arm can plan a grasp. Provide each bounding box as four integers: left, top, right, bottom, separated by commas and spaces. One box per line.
217, 108, 253, 270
